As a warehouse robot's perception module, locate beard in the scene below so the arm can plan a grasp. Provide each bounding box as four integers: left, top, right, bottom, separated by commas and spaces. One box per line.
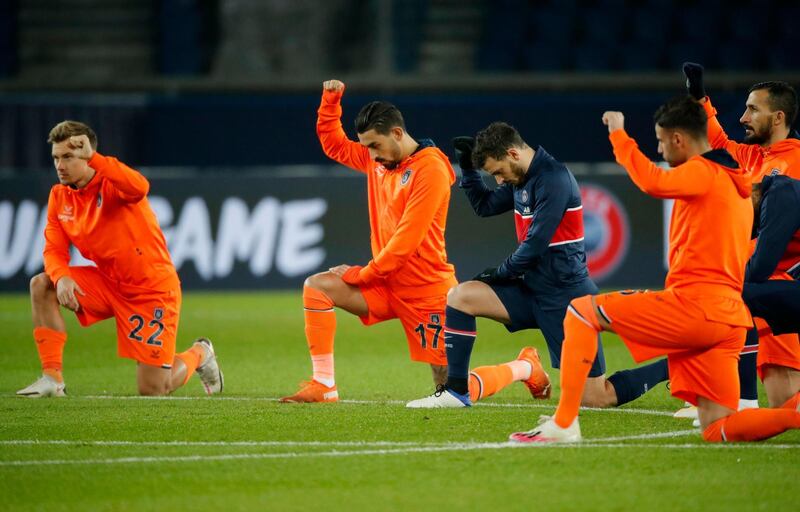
378, 159, 400, 170
742, 122, 771, 145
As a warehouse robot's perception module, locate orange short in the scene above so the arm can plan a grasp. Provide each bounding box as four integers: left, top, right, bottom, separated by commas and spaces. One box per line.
754, 318, 800, 379
69, 266, 181, 369
594, 289, 747, 410
359, 282, 447, 366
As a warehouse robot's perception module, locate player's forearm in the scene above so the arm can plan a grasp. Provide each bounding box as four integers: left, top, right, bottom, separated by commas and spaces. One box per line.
702, 98, 731, 150
316, 94, 369, 172
89, 153, 149, 201
611, 130, 707, 198
43, 248, 71, 285
460, 173, 512, 217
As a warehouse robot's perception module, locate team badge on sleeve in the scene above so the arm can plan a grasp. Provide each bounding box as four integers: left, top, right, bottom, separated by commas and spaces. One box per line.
401, 169, 412, 185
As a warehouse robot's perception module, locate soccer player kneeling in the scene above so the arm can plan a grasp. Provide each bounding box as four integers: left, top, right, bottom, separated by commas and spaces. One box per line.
17, 121, 222, 398
510, 97, 800, 443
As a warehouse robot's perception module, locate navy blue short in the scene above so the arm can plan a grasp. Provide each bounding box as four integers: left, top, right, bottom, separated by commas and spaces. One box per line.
491, 281, 606, 377
743, 279, 800, 335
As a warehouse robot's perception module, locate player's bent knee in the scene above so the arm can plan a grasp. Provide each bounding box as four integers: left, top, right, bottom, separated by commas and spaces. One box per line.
29, 273, 55, 301
446, 282, 482, 314
304, 272, 338, 294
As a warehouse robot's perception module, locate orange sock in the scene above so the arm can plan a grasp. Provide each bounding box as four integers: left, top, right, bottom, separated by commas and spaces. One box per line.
702, 408, 800, 442
174, 344, 204, 385
554, 299, 600, 428
303, 286, 336, 387
33, 327, 67, 372
469, 365, 512, 402
780, 391, 800, 410
469, 360, 530, 402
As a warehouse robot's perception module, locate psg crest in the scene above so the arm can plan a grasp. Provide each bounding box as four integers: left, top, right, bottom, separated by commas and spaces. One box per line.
580, 184, 630, 282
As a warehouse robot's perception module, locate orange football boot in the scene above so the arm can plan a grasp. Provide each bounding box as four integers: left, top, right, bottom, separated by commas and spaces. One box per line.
279, 380, 339, 403
517, 347, 551, 399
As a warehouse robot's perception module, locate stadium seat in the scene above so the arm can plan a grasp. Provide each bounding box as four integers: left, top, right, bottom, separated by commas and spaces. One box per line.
728, 7, 767, 43
665, 41, 716, 71
573, 44, 618, 72
528, 8, 575, 45
579, 8, 626, 44
619, 45, 663, 71
523, 43, 569, 71
629, 7, 671, 47
716, 42, 759, 71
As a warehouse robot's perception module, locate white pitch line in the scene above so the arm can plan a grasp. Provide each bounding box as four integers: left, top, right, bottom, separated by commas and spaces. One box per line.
1, 438, 797, 467
0, 430, 699, 448
76, 395, 675, 417
0, 440, 448, 448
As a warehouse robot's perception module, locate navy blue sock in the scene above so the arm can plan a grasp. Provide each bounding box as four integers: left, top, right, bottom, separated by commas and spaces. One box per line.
739, 328, 759, 401
444, 306, 476, 395
608, 358, 669, 406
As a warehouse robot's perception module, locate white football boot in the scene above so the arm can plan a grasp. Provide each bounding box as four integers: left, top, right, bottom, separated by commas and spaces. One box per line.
509, 415, 582, 443
406, 385, 471, 408
16, 375, 66, 398
194, 337, 224, 395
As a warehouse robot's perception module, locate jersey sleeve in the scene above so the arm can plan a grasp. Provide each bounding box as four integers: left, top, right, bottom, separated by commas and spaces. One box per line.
88, 152, 150, 203
703, 97, 760, 168
361, 159, 451, 281
42, 189, 73, 285
316, 88, 372, 174
746, 181, 800, 282
609, 129, 713, 199
459, 169, 514, 216
496, 171, 570, 278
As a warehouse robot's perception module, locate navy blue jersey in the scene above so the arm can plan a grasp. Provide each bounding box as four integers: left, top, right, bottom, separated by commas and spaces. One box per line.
460, 146, 595, 309
746, 175, 800, 282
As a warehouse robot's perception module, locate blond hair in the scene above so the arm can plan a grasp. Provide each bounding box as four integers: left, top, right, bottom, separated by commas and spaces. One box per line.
47, 120, 98, 150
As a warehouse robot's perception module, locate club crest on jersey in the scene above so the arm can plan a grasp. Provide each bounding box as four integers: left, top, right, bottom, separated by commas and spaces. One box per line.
770, 168, 780, 176
153, 307, 164, 320
401, 168, 412, 185
580, 184, 630, 282
429, 313, 441, 325
521, 190, 529, 203
96, 193, 102, 208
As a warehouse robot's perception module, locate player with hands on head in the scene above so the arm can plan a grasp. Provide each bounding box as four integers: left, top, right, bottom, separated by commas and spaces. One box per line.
407, 122, 668, 409
18, 121, 222, 398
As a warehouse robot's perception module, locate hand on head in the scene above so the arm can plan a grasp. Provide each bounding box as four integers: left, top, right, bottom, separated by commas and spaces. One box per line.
66, 135, 94, 160
452, 136, 476, 171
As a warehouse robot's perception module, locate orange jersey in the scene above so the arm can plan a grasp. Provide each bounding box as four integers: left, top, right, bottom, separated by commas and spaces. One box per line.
703, 98, 800, 182
610, 129, 752, 327
43, 152, 179, 292
316, 89, 457, 299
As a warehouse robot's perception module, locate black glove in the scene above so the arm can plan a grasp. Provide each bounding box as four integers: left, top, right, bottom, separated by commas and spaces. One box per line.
452, 136, 476, 172
472, 267, 500, 284
682, 62, 706, 100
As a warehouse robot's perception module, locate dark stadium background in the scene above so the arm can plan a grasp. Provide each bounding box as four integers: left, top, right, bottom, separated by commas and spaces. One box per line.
2, 0, 797, 290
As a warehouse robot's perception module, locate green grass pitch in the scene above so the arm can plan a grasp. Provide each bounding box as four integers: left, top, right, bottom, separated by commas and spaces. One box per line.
1, 291, 798, 511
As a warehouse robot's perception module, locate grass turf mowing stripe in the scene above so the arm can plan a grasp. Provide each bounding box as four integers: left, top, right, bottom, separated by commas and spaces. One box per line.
0, 430, 701, 448
1, 439, 798, 467
48, 395, 676, 417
